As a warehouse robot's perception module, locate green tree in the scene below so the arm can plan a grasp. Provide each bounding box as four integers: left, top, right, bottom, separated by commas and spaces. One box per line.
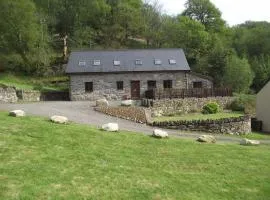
0, 0, 51, 74
183, 0, 225, 32
250, 55, 270, 92
222, 54, 254, 93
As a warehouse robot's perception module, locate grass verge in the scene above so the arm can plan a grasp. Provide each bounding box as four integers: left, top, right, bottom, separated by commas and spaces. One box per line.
0, 73, 68, 91
0, 112, 270, 199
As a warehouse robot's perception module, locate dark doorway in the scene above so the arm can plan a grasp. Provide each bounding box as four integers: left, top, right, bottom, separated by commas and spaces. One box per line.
131, 81, 140, 99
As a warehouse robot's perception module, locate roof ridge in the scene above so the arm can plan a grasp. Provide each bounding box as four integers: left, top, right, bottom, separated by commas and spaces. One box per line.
71, 48, 184, 53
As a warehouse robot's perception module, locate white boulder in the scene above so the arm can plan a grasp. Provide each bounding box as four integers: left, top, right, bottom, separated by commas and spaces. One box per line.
121, 100, 133, 106
50, 115, 68, 124
9, 110, 25, 117
197, 135, 216, 143
102, 123, 119, 132
240, 138, 260, 146
96, 99, 109, 107
152, 129, 168, 138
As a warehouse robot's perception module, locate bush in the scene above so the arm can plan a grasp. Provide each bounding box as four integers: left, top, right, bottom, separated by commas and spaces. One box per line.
230, 94, 255, 115
202, 102, 220, 114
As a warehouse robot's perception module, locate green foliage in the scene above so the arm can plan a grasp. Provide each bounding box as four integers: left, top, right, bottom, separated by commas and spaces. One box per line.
1, 112, 270, 199
202, 102, 220, 114
230, 94, 256, 115
222, 54, 254, 93
0, 0, 52, 74
0, 73, 68, 91
183, 0, 225, 32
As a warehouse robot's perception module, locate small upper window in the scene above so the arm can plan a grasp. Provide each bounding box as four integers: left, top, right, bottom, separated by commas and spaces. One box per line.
93, 60, 101, 66
154, 59, 162, 65
135, 59, 142, 65
79, 61, 86, 66
113, 60, 121, 66
169, 59, 176, 64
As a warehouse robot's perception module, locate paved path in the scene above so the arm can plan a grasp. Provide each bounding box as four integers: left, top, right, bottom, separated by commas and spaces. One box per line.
0, 101, 269, 144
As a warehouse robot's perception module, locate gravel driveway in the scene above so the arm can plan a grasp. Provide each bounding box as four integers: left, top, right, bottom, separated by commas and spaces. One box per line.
0, 101, 269, 144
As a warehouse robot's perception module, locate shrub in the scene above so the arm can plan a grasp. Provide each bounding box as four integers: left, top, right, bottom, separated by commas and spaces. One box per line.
230, 94, 255, 115
202, 102, 220, 114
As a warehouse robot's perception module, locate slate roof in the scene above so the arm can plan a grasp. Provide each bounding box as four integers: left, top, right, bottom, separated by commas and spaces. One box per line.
65, 49, 190, 74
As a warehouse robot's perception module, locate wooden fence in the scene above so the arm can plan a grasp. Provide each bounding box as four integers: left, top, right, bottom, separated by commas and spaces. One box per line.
145, 88, 232, 99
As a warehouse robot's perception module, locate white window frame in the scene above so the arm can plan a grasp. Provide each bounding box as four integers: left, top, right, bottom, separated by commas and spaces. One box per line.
79, 61, 86, 66
113, 60, 121, 66
135, 59, 142, 65
154, 59, 162, 65
169, 59, 176, 64
93, 60, 101, 66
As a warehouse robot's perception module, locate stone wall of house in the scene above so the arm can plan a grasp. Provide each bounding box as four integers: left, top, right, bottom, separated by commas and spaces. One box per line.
186, 73, 213, 89
153, 116, 251, 135
69, 72, 212, 101
142, 96, 235, 116
95, 106, 148, 123
16, 90, 41, 102
0, 87, 18, 103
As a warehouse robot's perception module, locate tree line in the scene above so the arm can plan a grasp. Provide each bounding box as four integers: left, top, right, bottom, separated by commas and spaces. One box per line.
0, 0, 269, 93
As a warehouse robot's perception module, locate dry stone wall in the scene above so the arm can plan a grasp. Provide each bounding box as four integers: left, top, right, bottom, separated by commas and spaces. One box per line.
16, 90, 41, 102
142, 97, 235, 116
95, 106, 147, 123
0, 87, 18, 103
153, 116, 251, 135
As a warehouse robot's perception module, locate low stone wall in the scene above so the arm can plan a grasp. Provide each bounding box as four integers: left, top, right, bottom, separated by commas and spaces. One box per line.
16, 90, 41, 102
0, 86, 18, 103
95, 106, 147, 123
142, 97, 235, 116
153, 116, 251, 135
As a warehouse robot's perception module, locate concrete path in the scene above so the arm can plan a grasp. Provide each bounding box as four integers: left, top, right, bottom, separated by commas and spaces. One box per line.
0, 101, 269, 144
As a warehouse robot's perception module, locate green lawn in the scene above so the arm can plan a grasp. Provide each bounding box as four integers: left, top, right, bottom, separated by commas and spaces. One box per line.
0, 73, 68, 91
154, 112, 244, 122
1, 112, 270, 200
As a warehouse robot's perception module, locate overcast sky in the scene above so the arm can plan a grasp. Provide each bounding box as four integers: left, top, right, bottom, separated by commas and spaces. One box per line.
154, 0, 270, 26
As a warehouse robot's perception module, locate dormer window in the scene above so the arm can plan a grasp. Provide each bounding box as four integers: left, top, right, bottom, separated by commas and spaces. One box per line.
154, 59, 162, 65
169, 59, 176, 64
79, 61, 86, 66
135, 59, 142, 65
93, 60, 101, 66
113, 60, 120, 66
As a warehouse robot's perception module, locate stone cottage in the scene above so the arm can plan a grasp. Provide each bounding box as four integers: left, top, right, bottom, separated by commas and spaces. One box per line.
256, 81, 270, 132
66, 49, 213, 100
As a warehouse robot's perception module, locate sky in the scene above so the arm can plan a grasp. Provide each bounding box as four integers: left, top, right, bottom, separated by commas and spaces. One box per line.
153, 0, 270, 26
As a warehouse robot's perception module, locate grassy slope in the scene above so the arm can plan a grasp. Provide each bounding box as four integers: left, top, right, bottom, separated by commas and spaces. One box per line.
0, 112, 270, 200
154, 112, 244, 122
0, 73, 68, 91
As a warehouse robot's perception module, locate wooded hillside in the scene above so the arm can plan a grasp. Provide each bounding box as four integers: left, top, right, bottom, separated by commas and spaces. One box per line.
0, 0, 269, 93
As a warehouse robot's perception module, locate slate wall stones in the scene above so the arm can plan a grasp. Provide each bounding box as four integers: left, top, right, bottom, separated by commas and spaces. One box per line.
153, 116, 251, 135
16, 90, 41, 102
95, 106, 147, 124
142, 96, 235, 116
0, 87, 18, 103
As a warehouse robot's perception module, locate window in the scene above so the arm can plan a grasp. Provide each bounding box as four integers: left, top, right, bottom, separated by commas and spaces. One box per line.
79, 61, 86, 66
163, 80, 172, 89
135, 59, 142, 65
116, 81, 124, 90
85, 82, 93, 93
147, 80, 156, 90
93, 60, 101, 66
193, 81, 203, 88
169, 59, 176, 64
113, 60, 120, 66
154, 59, 162, 65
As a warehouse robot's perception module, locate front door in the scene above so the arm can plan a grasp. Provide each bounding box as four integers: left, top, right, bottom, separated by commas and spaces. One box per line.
131, 81, 140, 99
